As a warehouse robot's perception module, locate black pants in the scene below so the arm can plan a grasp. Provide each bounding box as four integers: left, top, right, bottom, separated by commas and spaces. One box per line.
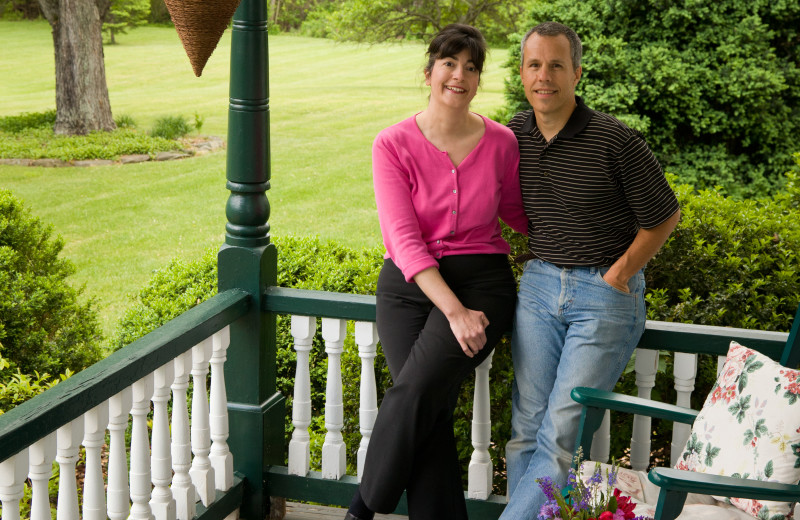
359, 255, 517, 519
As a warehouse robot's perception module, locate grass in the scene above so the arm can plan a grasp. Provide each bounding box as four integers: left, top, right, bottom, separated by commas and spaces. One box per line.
0, 20, 512, 339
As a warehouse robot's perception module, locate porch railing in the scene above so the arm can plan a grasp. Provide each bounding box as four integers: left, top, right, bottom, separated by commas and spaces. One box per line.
0, 283, 791, 520
260, 287, 790, 517
0, 289, 250, 520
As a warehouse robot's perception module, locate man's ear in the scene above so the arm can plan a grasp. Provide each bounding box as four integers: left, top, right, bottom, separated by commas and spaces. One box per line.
574, 65, 582, 86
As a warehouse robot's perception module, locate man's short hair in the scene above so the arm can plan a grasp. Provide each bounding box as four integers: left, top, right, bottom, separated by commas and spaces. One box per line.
520, 21, 582, 70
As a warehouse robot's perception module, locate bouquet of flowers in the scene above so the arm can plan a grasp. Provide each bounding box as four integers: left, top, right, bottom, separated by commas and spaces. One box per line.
535, 455, 653, 520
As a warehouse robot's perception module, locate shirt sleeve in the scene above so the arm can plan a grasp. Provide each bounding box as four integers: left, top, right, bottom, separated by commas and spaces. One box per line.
372, 131, 439, 282
617, 133, 680, 229
497, 137, 528, 236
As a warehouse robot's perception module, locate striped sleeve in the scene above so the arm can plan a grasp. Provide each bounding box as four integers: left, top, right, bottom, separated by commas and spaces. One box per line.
617, 133, 680, 229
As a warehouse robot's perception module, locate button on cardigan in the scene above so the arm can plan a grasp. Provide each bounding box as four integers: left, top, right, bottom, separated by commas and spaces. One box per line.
373, 114, 528, 282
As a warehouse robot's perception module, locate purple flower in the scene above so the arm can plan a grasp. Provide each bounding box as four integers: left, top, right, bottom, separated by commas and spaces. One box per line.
538, 500, 561, 520
568, 467, 579, 487
589, 466, 603, 485
607, 466, 619, 487
578, 484, 591, 510
536, 476, 558, 502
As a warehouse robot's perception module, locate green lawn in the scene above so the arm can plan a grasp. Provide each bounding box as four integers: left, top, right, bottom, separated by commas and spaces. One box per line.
0, 20, 513, 339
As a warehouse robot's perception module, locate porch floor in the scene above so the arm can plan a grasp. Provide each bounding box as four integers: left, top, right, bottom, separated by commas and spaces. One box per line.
285, 502, 407, 519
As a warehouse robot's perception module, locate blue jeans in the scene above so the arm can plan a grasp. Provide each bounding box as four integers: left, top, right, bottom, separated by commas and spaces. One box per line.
501, 260, 646, 520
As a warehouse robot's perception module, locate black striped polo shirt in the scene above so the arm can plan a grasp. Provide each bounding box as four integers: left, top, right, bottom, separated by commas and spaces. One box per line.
508, 96, 680, 267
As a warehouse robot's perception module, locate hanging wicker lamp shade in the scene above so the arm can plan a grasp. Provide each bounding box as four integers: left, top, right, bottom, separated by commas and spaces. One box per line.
164, 0, 243, 77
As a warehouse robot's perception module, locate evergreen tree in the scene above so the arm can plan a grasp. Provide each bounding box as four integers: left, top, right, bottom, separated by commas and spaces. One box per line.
104, 0, 149, 44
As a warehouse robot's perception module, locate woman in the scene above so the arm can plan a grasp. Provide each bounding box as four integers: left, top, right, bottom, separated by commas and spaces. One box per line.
346, 24, 528, 520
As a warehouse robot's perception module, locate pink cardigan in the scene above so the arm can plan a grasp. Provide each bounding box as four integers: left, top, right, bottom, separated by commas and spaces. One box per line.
373, 114, 528, 282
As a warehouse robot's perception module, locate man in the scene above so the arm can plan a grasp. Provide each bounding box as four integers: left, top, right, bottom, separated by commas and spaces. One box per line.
500, 21, 681, 519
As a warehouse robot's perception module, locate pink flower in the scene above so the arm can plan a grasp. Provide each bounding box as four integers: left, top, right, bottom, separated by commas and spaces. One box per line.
721, 385, 737, 403
598, 512, 614, 520
719, 363, 743, 387
731, 498, 763, 516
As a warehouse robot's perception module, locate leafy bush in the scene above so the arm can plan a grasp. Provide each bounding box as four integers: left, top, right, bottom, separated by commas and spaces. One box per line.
0, 353, 69, 414
0, 127, 180, 160
150, 115, 193, 140
647, 179, 800, 331
498, 0, 800, 197
0, 190, 103, 376
0, 109, 56, 133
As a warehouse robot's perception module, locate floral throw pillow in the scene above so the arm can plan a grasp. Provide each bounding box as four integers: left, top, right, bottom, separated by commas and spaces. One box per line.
674, 341, 800, 519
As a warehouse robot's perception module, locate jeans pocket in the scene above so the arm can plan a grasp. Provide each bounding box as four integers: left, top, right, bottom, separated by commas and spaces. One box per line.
594, 270, 636, 297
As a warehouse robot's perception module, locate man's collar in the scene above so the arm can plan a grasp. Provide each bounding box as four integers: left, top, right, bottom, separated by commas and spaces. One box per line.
520, 96, 593, 138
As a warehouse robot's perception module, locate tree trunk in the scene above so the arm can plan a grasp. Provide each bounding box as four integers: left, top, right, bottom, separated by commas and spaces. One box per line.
38, 0, 116, 135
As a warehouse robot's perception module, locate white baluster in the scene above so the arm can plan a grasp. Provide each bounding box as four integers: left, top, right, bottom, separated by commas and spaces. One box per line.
671, 352, 697, 467
28, 433, 57, 520
468, 352, 494, 499
151, 362, 177, 520
130, 374, 155, 520
83, 402, 109, 520
589, 410, 610, 463
190, 338, 215, 505
56, 417, 84, 520
355, 321, 378, 482
289, 315, 316, 477
630, 349, 659, 471
210, 327, 233, 492
321, 318, 347, 480
0, 449, 29, 520
171, 350, 196, 520
108, 387, 133, 520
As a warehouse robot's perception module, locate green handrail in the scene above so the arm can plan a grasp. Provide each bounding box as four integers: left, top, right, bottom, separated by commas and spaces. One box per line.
0, 288, 250, 464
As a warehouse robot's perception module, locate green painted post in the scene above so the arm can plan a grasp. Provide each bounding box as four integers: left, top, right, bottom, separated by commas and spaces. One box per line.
218, 0, 285, 518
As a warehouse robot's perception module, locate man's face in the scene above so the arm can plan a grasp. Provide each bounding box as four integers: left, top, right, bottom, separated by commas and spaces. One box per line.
520, 33, 582, 121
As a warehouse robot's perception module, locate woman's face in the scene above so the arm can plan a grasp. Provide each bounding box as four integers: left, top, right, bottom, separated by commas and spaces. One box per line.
425, 48, 480, 109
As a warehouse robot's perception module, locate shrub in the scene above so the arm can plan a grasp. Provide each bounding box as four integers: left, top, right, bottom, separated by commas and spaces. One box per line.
0, 109, 56, 133
0, 190, 103, 376
150, 115, 192, 140
498, 0, 800, 197
0, 127, 180, 161
0, 352, 69, 414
